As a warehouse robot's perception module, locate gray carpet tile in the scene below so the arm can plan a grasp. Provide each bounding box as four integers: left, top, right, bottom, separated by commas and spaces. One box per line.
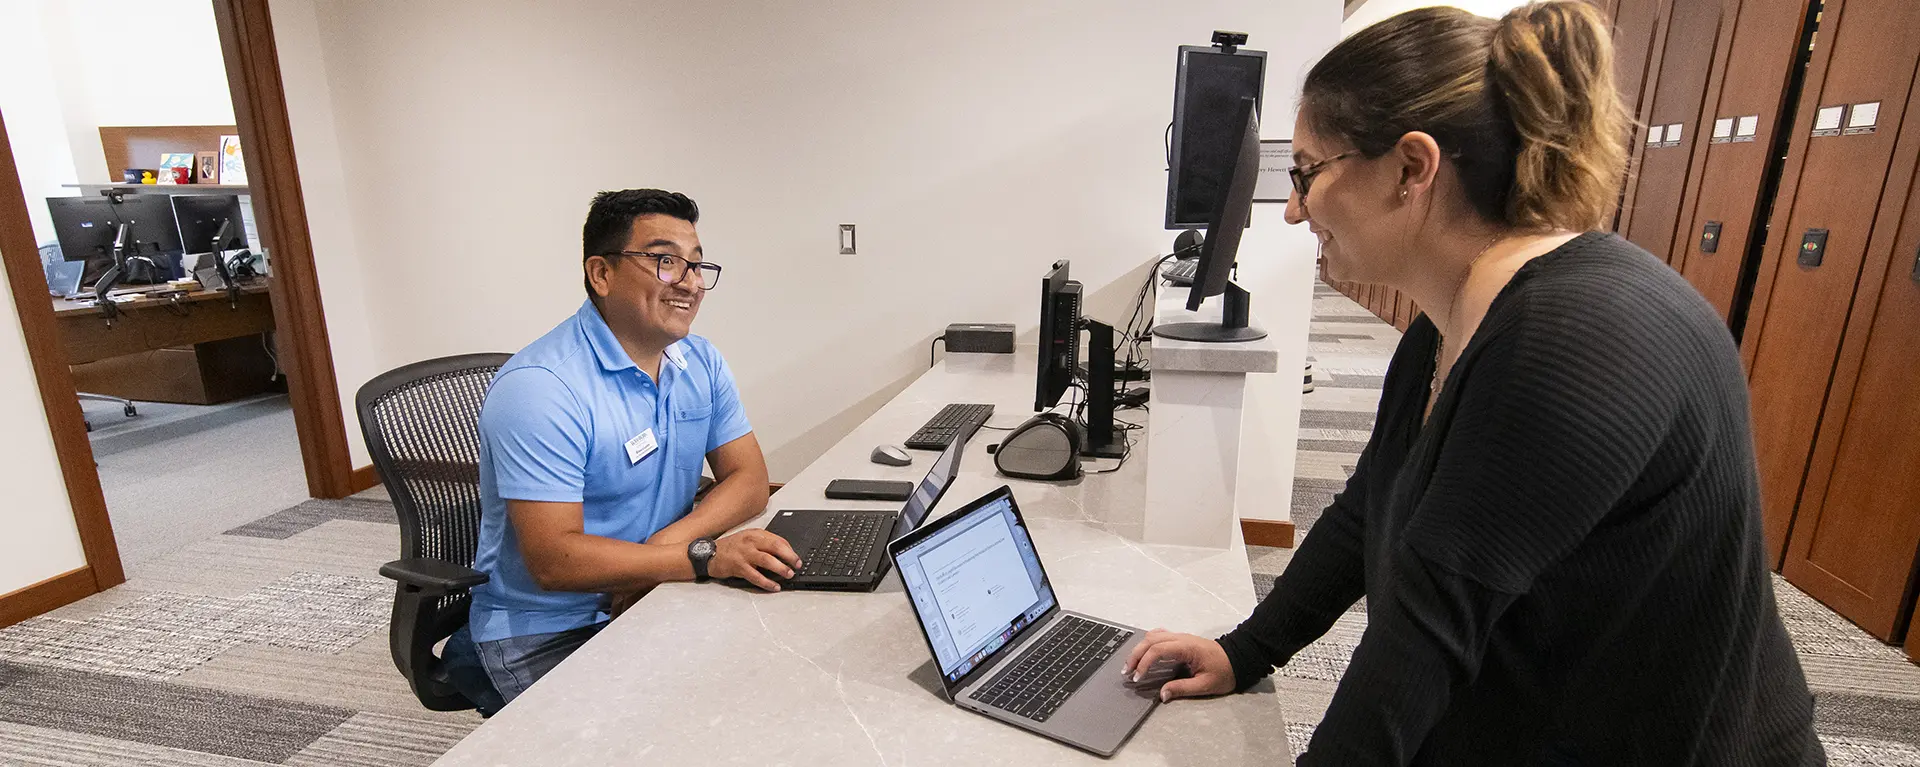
224, 497, 399, 540
87, 395, 290, 458
1318, 374, 1388, 390
284, 711, 477, 767
1297, 410, 1378, 431
0, 720, 276, 766
1306, 333, 1375, 342
0, 662, 352, 763
1817, 693, 1920, 742
1295, 439, 1371, 454
0, 572, 388, 680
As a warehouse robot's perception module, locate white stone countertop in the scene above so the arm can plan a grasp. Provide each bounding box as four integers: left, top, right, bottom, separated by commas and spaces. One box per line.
433, 349, 1289, 766
1149, 288, 1282, 374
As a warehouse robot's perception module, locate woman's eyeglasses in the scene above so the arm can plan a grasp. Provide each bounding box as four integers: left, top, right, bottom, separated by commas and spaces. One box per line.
1286, 150, 1360, 198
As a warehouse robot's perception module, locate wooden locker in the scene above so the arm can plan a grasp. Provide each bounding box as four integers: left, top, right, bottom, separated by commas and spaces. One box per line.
1778, 106, 1920, 640
1672, 0, 1816, 320
1908, 601, 1920, 661
1741, 0, 1920, 566
1606, 0, 1671, 226
1617, 0, 1726, 262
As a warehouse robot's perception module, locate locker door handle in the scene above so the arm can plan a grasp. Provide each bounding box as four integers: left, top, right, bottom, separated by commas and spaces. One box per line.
1798, 229, 1829, 269
1911, 244, 1919, 283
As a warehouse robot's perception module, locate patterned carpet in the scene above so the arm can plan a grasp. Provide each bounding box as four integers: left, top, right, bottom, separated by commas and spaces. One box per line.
1245, 281, 1920, 763
0, 282, 1913, 765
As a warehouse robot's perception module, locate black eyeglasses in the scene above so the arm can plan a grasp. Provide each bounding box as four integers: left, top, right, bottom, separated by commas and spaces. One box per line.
1286, 150, 1360, 197
599, 251, 723, 290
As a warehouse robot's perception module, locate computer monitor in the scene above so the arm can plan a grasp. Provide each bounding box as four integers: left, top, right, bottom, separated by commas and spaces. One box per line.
172, 195, 248, 254
1035, 260, 1081, 411
1153, 96, 1268, 344
112, 193, 184, 257
1165, 43, 1267, 230
48, 197, 121, 262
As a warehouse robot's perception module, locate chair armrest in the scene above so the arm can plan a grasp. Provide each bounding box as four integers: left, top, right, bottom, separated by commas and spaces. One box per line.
380, 558, 489, 595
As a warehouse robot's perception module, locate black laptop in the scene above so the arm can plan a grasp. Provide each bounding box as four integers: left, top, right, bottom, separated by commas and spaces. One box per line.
763, 421, 976, 591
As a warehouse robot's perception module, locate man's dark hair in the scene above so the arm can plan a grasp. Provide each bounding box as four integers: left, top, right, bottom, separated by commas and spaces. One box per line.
582, 189, 700, 300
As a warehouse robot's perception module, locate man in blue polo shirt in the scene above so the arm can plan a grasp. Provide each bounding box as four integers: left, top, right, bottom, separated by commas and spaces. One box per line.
443, 189, 801, 713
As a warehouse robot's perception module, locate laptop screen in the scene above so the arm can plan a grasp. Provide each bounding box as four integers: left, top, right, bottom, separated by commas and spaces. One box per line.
892, 424, 971, 539
895, 491, 1056, 685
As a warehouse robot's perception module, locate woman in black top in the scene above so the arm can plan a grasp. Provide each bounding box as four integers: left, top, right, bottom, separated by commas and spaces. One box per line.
1122, 3, 1823, 763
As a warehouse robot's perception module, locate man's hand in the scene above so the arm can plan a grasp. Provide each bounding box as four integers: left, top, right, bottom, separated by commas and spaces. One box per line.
1122, 629, 1237, 702
706, 529, 802, 592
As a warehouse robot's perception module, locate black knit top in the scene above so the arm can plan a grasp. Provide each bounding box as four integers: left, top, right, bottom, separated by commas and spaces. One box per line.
1219, 233, 1823, 764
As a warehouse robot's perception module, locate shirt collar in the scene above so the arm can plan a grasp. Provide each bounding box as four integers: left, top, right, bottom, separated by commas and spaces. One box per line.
578, 300, 693, 375
578, 300, 637, 373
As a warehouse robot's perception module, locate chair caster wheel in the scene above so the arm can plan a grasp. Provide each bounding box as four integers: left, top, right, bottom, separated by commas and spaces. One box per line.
123, 404, 138, 417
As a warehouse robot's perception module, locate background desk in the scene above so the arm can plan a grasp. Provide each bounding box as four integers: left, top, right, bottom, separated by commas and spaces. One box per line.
55, 283, 278, 404
434, 349, 1291, 765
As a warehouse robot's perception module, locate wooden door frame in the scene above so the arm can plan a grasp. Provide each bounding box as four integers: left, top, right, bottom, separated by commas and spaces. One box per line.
0, 0, 363, 626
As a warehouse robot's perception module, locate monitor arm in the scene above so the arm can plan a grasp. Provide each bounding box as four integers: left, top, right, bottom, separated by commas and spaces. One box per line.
210, 219, 241, 308
93, 222, 130, 323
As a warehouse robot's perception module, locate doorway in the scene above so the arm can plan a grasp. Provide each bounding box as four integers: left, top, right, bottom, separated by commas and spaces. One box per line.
0, 0, 360, 618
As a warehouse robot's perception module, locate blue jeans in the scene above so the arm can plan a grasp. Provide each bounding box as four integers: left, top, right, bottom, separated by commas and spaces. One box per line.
443, 621, 606, 716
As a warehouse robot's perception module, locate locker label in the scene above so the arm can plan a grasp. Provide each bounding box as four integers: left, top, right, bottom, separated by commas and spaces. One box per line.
1666, 123, 1685, 145
1812, 106, 1845, 138
1798, 229, 1829, 268
1701, 221, 1722, 254
1647, 125, 1665, 145
1734, 115, 1760, 143
1711, 117, 1735, 144
1844, 101, 1879, 136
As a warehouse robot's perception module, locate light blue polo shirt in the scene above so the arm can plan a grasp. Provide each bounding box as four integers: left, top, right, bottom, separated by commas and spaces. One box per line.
469, 299, 751, 642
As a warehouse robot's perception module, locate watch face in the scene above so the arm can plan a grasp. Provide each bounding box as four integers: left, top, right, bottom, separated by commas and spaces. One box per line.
691, 539, 716, 557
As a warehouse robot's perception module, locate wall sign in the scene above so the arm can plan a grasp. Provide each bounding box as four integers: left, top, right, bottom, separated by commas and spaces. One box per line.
1844, 101, 1880, 136
1252, 139, 1292, 203
1812, 105, 1846, 138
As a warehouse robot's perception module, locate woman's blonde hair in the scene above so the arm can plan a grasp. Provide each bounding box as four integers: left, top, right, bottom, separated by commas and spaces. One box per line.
1301, 1, 1631, 231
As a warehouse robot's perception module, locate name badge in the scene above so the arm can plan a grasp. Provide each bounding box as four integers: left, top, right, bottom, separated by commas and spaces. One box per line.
625, 429, 658, 465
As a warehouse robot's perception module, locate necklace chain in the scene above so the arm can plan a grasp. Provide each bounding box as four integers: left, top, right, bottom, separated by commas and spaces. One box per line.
1429, 235, 1507, 407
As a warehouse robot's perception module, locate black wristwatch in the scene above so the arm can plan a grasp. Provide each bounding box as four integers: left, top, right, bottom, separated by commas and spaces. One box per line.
687, 537, 717, 582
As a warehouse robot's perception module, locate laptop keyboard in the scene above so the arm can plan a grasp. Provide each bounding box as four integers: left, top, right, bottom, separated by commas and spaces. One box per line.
798, 513, 887, 578
968, 615, 1132, 722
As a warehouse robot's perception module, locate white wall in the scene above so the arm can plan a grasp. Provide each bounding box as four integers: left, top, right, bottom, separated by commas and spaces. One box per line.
275, 0, 1337, 482
0, 258, 89, 594
1343, 0, 1530, 35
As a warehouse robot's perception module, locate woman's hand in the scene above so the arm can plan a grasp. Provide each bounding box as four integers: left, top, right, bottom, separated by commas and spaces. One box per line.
1122, 629, 1237, 702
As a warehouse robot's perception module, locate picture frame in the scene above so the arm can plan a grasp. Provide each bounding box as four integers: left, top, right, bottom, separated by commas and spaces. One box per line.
195, 151, 220, 184
1252, 139, 1293, 203
219, 134, 248, 187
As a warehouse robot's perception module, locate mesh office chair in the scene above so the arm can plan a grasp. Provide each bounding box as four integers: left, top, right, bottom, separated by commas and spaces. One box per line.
357, 353, 511, 712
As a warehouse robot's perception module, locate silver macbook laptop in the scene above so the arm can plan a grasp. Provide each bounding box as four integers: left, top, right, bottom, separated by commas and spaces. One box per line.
889, 485, 1156, 756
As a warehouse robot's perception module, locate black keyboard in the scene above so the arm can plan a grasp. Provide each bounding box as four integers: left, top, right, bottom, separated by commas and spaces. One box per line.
798, 513, 887, 578
904, 403, 994, 451
1162, 257, 1198, 286
967, 615, 1132, 723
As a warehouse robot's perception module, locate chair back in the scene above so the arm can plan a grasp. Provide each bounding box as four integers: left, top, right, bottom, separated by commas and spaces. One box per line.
356, 352, 511, 710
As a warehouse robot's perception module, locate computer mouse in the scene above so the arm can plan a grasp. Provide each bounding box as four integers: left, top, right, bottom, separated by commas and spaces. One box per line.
870, 444, 913, 466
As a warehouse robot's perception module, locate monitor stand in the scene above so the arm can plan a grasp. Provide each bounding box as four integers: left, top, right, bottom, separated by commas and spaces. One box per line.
1152, 281, 1268, 343
1079, 319, 1126, 459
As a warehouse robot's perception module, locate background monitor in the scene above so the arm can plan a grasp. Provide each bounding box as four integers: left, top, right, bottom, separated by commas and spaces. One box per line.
173, 195, 249, 254
1165, 44, 1266, 230
48, 197, 121, 262
1154, 97, 1267, 343
112, 194, 184, 257
1034, 260, 1082, 411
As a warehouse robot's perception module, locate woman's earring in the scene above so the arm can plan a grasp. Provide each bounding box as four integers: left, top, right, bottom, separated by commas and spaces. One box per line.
1399, 188, 1409, 202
